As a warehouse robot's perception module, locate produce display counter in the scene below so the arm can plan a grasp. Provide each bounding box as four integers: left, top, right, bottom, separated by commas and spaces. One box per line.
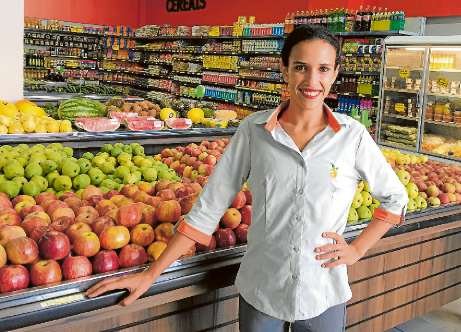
2, 204, 460, 332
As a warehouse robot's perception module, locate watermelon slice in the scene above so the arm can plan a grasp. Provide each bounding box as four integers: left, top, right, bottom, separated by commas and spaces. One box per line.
74, 117, 120, 132
165, 118, 193, 130
109, 111, 138, 122
125, 117, 164, 131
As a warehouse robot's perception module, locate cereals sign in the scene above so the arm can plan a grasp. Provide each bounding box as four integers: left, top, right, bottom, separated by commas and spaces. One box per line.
167, 0, 207, 12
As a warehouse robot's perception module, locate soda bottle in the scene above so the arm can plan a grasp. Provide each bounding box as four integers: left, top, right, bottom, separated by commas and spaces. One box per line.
362, 6, 371, 31
345, 9, 354, 32
355, 7, 363, 31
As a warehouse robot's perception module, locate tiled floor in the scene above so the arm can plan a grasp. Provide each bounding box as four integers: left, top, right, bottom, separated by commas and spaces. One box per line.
387, 298, 461, 332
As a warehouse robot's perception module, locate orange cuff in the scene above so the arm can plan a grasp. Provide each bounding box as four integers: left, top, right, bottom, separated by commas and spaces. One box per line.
176, 217, 212, 246
372, 207, 404, 226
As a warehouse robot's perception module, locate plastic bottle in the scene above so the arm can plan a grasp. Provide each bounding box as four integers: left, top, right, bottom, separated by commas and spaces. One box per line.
345, 9, 354, 32
355, 7, 363, 31
362, 6, 371, 31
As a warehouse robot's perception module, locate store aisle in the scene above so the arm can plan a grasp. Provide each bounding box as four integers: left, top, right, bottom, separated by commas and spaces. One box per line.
387, 298, 461, 332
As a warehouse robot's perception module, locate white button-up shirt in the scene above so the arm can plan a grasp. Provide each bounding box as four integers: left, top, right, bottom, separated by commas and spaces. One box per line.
176, 103, 408, 322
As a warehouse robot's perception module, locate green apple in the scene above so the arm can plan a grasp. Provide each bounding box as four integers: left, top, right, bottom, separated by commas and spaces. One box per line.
100, 179, 117, 190
73, 174, 91, 190
113, 178, 122, 184
25, 162, 43, 179
12, 176, 27, 188
22, 181, 41, 196
357, 206, 372, 220
29, 152, 47, 165
77, 158, 92, 174
40, 160, 58, 174
97, 152, 110, 159
119, 160, 134, 168
48, 143, 63, 151
131, 144, 144, 156
396, 169, 410, 186
81, 152, 94, 160
4, 162, 24, 180
122, 145, 132, 155
53, 175, 72, 192
416, 196, 427, 210
62, 147, 73, 157
29, 144, 45, 153
139, 159, 153, 168
356, 180, 365, 193
92, 155, 106, 168
0, 180, 20, 198
347, 207, 359, 224
142, 167, 157, 182
45, 149, 62, 164
407, 198, 417, 212
16, 157, 28, 167
363, 181, 370, 192
61, 160, 80, 178
100, 187, 110, 194
16, 144, 29, 151
99, 162, 115, 175
101, 144, 113, 153
360, 191, 372, 207
132, 171, 142, 182
117, 152, 132, 164
46, 171, 60, 187
107, 156, 117, 165
110, 147, 122, 157
114, 143, 124, 150
133, 156, 145, 167
123, 173, 138, 185
88, 168, 106, 186
115, 165, 131, 179
406, 182, 419, 199
351, 190, 363, 209
30, 175, 48, 192
129, 166, 139, 173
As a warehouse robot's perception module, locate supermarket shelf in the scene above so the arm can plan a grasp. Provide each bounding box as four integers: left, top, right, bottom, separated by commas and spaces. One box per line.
429, 68, 461, 73
24, 44, 102, 52
427, 92, 461, 98
171, 70, 202, 76
45, 54, 100, 60
422, 151, 461, 162
425, 120, 461, 128
384, 88, 419, 94
103, 58, 142, 64
339, 71, 380, 76
99, 68, 168, 79
380, 139, 417, 151
140, 49, 201, 54
383, 113, 419, 121
202, 67, 238, 73
234, 101, 275, 110
145, 60, 173, 65
235, 86, 281, 95
201, 81, 237, 88
24, 27, 104, 38
241, 50, 281, 55
343, 53, 382, 57
239, 76, 284, 83
24, 66, 50, 70
202, 51, 240, 55
336, 92, 380, 98
172, 92, 236, 104
174, 81, 201, 87
336, 30, 419, 37
238, 66, 280, 72
25, 94, 143, 103
386, 66, 423, 71
173, 57, 203, 63
0, 127, 237, 146
135, 35, 284, 41
240, 35, 285, 39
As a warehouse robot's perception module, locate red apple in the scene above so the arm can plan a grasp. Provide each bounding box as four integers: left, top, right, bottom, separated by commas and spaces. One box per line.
155, 180, 172, 193
426, 184, 440, 198
66, 222, 92, 242
137, 182, 155, 195
75, 206, 99, 225
72, 231, 100, 257
95, 199, 118, 216
36, 192, 57, 206
179, 195, 198, 215
145, 195, 162, 208
63, 196, 84, 215
5, 236, 39, 264
140, 203, 156, 226
155, 200, 181, 223
24, 211, 50, 224
231, 191, 247, 209
62, 255, 92, 280
38, 231, 71, 260
0, 225, 27, 246
157, 189, 176, 201
81, 186, 103, 202
12, 195, 35, 207
30, 259, 62, 286
85, 195, 103, 207
99, 225, 130, 250
60, 191, 77, 201
243, 190, 252, 205
104, 190, 121, 200
92, 250, 120, 274
195, 175, 208, 187
118, 244, 148, 268
215, 228, 236, 248
46, 200, 68, 216
221, 208, 242, 229
0, 195, 13, 212
235, 224, 249, 243
91, 216, 115, 235
21, 217, 50, 242
50, 207, 75, 224
50, 216, 73, 232
116, 203, 142, 228
204, 154, 217, 166
0, 209, 21, 227
240, 205, 252, 226
121, 184, 139, 198
155, 223, 175, 243
19, 204, 44, 219
0, 244, 5, 268
0, 265, 29, 293
130, 223, 155, 247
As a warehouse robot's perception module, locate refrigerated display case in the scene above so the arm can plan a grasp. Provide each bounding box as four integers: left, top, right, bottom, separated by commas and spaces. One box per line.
378, 36, 461, 161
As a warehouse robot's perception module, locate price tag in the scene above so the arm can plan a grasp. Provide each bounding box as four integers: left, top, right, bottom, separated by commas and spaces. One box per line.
394, 103, 406, 113
399, 68, 410, 79
437, 77, 449, 88
40, 293, 85, 308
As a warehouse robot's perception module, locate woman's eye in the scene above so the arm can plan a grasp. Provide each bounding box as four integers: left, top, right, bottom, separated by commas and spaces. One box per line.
294, 64, 305, 71
319, 66, 330, 72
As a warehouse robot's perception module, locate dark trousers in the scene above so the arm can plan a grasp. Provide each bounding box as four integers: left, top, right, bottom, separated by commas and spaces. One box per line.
239, 295, 346, 332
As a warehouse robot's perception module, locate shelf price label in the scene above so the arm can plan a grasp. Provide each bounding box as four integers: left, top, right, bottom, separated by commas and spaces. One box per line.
437, 77, 449, 89
399, 68, 410, 79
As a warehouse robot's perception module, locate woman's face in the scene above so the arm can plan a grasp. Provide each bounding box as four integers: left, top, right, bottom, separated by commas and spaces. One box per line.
282, 39, 339, 112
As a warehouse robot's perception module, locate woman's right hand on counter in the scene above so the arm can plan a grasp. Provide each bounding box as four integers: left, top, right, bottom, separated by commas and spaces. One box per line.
85, 231, 197, 306
86, 270, 157, 306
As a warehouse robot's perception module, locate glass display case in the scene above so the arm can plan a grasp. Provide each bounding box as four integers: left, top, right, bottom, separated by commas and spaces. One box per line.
378, 36, 461, 161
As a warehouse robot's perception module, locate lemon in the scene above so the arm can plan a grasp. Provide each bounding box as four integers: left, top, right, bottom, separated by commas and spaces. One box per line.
0, 104, 18, 117
46, 119, 60, 133
186, 108, 204, 124
0, 115, 12, 127
22, 117, 36, 133
159, 108, 177, 121
8, 123, 24, 134
59, 120, 73, 132
0, 125, 7, 134
34, 122, 47, 133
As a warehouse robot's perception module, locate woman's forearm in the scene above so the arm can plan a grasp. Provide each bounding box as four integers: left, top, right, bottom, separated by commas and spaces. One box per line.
350, 219, 393, 257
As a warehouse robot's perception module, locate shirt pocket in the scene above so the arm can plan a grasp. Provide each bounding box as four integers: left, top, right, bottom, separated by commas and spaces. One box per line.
329, 161, 359, 201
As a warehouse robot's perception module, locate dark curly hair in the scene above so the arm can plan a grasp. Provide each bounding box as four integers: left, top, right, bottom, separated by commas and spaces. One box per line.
282, 24, 341, 68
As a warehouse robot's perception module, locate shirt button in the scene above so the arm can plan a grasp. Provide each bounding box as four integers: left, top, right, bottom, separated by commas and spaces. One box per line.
292, 275, 298, 280
298, 188, 304, 196
293, 247, 300, 253
296, 215, 301, 222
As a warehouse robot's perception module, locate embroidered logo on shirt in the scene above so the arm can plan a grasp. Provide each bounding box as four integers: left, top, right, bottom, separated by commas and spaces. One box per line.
329, 163, 338, 178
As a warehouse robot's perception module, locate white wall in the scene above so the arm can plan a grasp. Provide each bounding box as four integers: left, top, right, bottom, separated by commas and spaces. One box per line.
0, 0, 24, 101
425, 16, 461, 36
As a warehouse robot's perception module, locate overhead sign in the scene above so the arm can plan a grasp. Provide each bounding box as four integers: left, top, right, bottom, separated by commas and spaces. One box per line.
167, 0, 207, 12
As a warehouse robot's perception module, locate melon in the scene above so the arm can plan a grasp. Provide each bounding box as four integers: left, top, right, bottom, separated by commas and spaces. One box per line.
165, 118, 192, 130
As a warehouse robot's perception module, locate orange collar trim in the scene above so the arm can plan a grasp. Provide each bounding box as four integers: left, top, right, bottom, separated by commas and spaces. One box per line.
264, 102, 342, 133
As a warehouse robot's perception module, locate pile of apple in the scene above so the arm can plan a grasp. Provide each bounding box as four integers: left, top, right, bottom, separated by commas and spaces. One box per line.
0, 142, 180, 199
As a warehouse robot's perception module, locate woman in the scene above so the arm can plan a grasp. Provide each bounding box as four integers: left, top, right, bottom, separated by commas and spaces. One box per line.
87, 25, 408, 332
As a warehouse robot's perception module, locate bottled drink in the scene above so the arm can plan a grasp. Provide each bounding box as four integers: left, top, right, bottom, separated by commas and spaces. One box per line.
345, 9, 354, 32
338, 8, 346, 32
362, 6, 372, 31
354, 7, 363, 31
